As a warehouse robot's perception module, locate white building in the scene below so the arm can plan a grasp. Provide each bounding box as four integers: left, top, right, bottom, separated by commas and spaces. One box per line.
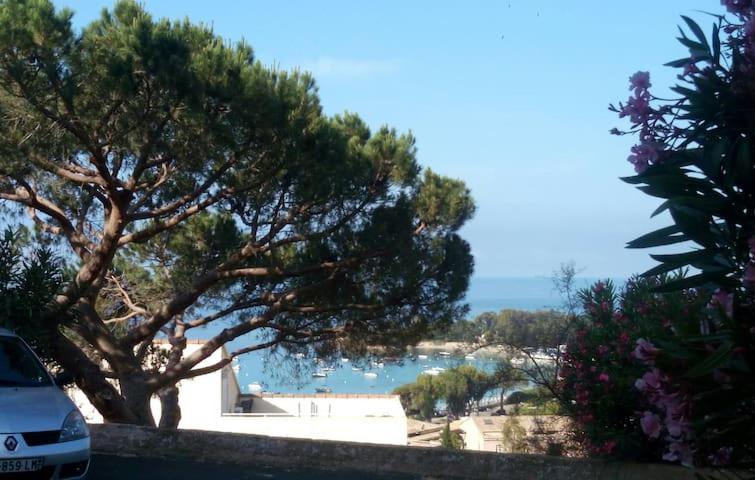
456, 415, 570, 453
70, 340, 407, 446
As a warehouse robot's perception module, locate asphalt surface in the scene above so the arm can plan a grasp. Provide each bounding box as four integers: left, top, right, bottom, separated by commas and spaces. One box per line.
88, 455, 418, 480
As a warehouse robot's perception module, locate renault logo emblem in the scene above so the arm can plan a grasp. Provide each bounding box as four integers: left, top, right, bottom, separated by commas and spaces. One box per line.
4, 436, 17, 451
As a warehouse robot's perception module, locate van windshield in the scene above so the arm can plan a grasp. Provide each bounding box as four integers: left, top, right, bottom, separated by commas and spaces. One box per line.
0, 336, 52, 387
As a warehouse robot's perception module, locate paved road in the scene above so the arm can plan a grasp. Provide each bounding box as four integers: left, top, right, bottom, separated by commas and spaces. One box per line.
88, 455, 417, 480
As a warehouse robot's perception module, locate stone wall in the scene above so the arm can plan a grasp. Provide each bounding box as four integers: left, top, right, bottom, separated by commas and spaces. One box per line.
89, 423, 708, 480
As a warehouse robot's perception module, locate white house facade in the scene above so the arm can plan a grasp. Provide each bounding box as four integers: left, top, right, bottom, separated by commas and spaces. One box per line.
69, 340, 407, 446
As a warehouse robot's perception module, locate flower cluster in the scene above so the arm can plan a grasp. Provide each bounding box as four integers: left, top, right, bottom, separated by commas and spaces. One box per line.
611, 4, 755, 468
745, 236, 755, 288
633, 342, 695, 467
614, 71, 664, 173
721, 0, 754, 16
558, 279, 670, 461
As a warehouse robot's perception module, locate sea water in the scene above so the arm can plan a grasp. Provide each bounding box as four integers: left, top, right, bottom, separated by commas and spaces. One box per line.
186, 277, 618, 396
233, 349, 501, 395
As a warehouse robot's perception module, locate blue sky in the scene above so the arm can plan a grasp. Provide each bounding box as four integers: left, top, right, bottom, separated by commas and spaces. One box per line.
59, 0, 717, 278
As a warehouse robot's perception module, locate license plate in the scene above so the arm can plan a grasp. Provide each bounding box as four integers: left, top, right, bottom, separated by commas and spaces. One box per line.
0, 457, 44, 473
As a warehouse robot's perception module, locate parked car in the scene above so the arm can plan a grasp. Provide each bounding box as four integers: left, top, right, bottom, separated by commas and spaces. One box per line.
0, 328, 90, 478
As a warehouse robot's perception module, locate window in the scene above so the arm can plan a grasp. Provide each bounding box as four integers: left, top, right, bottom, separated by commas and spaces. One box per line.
0, 336, 51, 388
310, 401, 318, 416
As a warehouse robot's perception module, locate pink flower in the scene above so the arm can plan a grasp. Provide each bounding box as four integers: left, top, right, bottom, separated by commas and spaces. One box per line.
635, 368, 662, 392
682, 62, 700, 77
708, 289, 733, 317
744, 262, 755, 287
640, 411, 662, 439
722, 0, 754, 16
632, 338, 659, 364
708, 446, 733, 466
629, 71, 651, 95
598, 372, 610, 383
665, 415, 689, 438
663, 441, 694, 467
620, 95, 651, 125
601, 440, 617, 454
627, 141, 660, 173
598, 345, 610, 356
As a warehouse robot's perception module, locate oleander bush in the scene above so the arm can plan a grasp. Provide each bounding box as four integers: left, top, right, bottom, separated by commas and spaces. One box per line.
571, 2, 755, 466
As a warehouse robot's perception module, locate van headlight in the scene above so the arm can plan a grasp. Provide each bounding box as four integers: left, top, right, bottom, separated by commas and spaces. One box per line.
59, 410, 89, 442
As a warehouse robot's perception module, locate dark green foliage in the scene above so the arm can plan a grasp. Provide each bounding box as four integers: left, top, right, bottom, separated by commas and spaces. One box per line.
619, 16, 753, 295
0, 228, 64, 364
612, 11, 755, 466
440, 422, 464, 449
0, 0, 475, 425
434, 309, 567, 347
394, 365, 495, 419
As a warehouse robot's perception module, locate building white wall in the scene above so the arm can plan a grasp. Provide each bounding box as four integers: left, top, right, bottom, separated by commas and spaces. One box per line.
69, 341, 407, 446
212, 414, 407, 445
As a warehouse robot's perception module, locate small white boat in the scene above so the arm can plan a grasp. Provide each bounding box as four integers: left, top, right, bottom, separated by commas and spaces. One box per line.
315, 387, 332, 393
465, 354, 475, 361
341, 358, 349, 363
351, 366, 363, 371
294, 352, 305, 359
312, 371, 328, 378
248, 382, 263, 393
423, 367, 445, 376
417, 354, 428, 360
439, 351, 452, 357
364, 372, 378, 379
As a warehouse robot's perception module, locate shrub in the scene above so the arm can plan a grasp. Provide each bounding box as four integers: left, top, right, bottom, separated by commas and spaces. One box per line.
0, 229, 64, 364
610, 5, 755, 467
559, 277, 707, 461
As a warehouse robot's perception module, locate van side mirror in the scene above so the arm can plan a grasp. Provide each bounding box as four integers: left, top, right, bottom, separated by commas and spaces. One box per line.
53, 371, 74, 388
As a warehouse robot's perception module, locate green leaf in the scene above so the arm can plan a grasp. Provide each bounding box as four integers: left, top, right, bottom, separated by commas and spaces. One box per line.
642, 250, 717, 278
669, 205, 718, 247
650, 249, 717, 264
685, 342, 733, 378
665, 57, 693, 68
681, 16, 710, 51
700, 140, 727, 178
652, 272, 717, 292
712, 24, 721, 64
626, 225, 687, 248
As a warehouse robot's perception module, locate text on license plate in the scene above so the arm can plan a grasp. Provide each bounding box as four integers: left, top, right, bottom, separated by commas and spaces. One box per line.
0, 457, 44, 473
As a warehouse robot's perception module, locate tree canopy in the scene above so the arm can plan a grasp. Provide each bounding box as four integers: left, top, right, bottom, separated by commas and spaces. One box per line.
0, 0, 474, 426
433, 309, 567, 348
394, 365, 495, 419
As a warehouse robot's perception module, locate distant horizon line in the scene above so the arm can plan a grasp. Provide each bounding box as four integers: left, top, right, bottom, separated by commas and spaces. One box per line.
471, 275, 629, 279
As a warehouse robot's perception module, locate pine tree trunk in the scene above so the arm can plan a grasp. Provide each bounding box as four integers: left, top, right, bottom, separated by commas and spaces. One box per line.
157, 386, 181, 429
51, 335, 141, 424
120, 377, 157, 427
